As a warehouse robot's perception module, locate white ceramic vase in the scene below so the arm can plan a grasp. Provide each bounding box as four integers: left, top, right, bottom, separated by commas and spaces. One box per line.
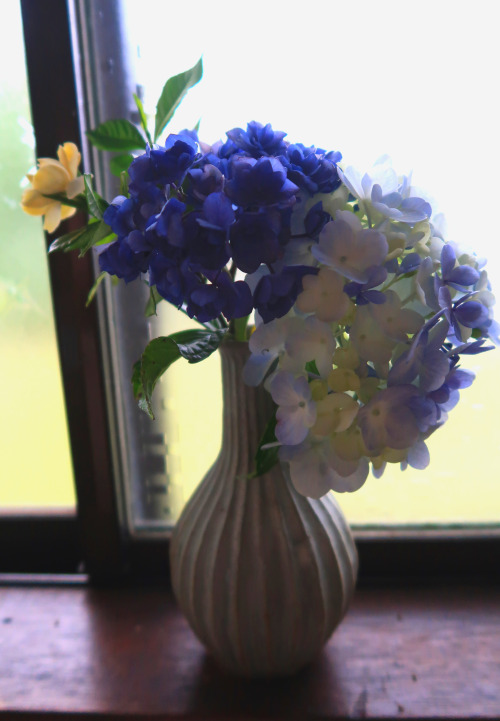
169, 341, 358, 677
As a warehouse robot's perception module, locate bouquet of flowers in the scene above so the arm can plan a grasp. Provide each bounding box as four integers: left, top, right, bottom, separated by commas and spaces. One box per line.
22, 63, 497, 499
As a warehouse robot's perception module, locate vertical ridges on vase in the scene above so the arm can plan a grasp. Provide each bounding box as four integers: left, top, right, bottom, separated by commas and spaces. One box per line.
170, 342, 358, 677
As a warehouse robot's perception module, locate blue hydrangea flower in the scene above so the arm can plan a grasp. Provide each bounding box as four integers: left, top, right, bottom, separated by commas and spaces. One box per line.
184, 163, 224, 202
225, 155, 299, 209
343, 265, 388, 305
186, 272, 253, 322
438, 286, 489, 341
303, 201, 332, 238
439, 244, 480, 291
229, 210, 282, 273
357, 385, 420, 454
280, 143, 342, 195
149, 253, 197, 307
226, 121, 288, 158
253, 266, 317, 322
387, 320, 451, 392
128, 133, 199, 195
98, 238, 149, 283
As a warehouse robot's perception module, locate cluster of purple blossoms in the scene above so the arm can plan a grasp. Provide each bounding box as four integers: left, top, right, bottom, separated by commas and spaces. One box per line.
96, 121, 497, 499
98, 122, 342, 324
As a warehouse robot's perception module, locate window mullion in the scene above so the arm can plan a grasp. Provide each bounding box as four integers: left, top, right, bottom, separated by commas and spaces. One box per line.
20, 0, 123, 582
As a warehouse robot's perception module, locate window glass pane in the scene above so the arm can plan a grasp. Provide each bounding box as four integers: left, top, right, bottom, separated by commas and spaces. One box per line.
123, 0, 499, 526
0, 3, 75, 508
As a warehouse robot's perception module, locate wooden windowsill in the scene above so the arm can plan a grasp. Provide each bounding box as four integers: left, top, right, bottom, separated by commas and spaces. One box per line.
0, 583, 499, 719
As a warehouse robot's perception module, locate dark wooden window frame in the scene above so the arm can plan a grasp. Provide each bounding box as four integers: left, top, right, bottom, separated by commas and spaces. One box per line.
4, 0, 499, 587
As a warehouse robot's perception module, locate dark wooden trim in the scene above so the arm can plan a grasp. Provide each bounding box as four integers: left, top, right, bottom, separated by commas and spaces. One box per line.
0, 512, 80, 574
355, 533, 500, 586
19, 0, 123, 582
104, 529, 500, 587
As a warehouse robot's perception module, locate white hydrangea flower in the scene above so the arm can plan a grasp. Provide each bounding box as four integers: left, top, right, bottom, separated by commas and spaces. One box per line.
311, 392, 359, 436
312, 210, 389, 283
340, 158, 432, 224
281, 439, 369, 498
281, 315, 336, 378
270, 371, 316, 445
350, 304, 397, 363
295, 267, 351, 322
243, 315, 290, 386
340, 156, 398, 201
370, 290, 423, 342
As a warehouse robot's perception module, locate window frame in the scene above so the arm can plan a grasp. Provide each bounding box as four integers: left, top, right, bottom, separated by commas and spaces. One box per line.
4, 0, 499, 586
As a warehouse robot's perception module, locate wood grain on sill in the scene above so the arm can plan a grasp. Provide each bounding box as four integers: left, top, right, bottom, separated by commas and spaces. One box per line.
0, 585, 499, 719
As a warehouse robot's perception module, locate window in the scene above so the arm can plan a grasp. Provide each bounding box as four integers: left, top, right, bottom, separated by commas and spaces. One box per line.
0, 1, 75, 511
5, 0, 498, 583
125, 0, 500, 529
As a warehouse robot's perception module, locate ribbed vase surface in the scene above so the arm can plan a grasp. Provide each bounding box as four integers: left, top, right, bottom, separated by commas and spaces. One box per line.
170, 341, 358, 677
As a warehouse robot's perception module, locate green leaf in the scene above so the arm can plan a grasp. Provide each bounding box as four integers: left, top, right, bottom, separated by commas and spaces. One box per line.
131, 360, 150, 416
48, 226, 88, 253
154, 57, 203, 141
134, 336, 182, 419
144, 286, 163, 316
110, 153, 134, 176
193, 117, 201, 134
133, 93, 153, 146
133, 327, 227, 418
203, 316, 228, 332
77, 220, 114, 256
250, 409, 279, 478
172, 328, 227, 363
41, 192, 87, 211
305, 359, 320, 375
85, 271, 107, 306
49, 218, 114, 256
86, 119, 146, 152
83, 174, 108, 219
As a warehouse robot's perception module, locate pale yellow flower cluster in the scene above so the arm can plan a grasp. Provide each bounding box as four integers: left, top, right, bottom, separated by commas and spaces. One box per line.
21, 142, 85, 233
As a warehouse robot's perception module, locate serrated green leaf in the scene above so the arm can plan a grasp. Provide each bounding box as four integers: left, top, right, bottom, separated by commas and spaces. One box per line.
41, 192, 87, 211
171, 328, 226, 363
133, 93, 153, 146
110, 153, 134, 176
203, 316, 227, 332
154, 57, 203, 141
86, 119, 146, 152
250, 409, 279, 478
85, 271, 107, 306
83, 174, 108, 219
134, 337, 182, 419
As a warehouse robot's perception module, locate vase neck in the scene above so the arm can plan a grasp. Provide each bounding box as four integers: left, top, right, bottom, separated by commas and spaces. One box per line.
218, 341, 275, 461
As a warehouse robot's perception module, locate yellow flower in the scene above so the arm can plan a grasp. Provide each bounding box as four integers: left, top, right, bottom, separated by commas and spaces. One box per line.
21, 142, 85, 233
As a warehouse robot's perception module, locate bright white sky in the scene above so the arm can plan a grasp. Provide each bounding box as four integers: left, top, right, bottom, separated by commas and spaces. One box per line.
124, 0, 500, 289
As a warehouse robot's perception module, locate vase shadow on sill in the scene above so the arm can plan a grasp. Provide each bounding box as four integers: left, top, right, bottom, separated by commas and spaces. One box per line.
186, 649, 350, 718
